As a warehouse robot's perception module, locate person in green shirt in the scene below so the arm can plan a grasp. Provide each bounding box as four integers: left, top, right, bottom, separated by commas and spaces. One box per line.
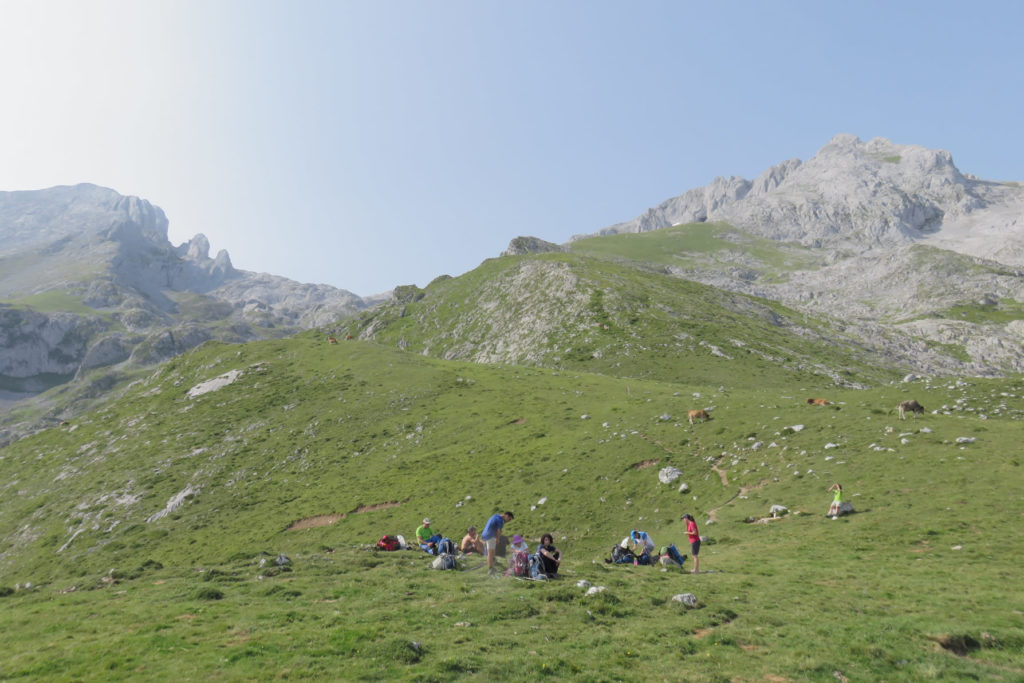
416, 517, 440, 552
828, 483, 843, 519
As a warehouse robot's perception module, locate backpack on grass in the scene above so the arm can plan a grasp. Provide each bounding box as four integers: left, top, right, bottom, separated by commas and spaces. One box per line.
609, 545, 637, 564
663, 544, 686, 567
437, 537, 456, 556
376, 535, 401, 551
507, 549, 530, 577
431, 554, 458, 570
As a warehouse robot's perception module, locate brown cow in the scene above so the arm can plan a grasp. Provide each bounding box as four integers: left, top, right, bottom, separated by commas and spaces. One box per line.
688, 409, 710, 425
328, 336, 338, 344
806, 398, 831, 406
898, 400, 925, 420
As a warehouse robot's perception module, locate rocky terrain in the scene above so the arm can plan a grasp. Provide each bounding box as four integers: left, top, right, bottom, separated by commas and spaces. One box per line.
0, 184, 380, 437
557, 135, 1024, 375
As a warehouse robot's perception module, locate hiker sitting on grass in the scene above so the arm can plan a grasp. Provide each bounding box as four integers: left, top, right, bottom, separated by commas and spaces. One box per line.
416, 518, 442, 554
460, 526, 484, 554
537, 533, 561, 577
510, 534, 529, 554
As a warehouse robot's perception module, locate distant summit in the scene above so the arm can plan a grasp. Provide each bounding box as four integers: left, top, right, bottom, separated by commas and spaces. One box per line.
583, 135, 1024, 267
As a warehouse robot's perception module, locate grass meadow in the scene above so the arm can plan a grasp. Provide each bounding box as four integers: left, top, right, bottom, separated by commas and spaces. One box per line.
1, 330, 1023, 681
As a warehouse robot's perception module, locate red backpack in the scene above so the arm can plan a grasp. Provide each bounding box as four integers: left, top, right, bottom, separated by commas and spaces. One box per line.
506, 550, 530, 577
376, 535, 401, 551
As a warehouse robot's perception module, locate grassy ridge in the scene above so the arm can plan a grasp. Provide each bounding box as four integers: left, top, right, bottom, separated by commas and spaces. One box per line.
1, 331, 1023, 680
569, 222, 824, 276
341, 251, 903, 387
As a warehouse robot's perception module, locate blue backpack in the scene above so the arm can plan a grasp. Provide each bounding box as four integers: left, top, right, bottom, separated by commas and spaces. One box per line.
664, 544, 686, 566
437, 537, 456, 556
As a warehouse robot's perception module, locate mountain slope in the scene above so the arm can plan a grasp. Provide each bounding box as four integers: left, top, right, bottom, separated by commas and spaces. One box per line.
339, 251, 913, 387
552, 136, 1024, 377
1, 330, 1023, 680
0, 184, 378, 442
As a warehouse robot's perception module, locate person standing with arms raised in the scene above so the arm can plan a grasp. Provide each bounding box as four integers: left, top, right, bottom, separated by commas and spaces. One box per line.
481, 511, 514, 576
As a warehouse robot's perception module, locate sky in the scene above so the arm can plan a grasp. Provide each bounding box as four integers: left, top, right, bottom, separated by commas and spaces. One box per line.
1, 1, 1023, 296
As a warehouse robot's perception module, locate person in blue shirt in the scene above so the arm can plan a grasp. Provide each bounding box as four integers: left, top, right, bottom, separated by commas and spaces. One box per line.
480, 511, 514, 575
628, 529, 655, 557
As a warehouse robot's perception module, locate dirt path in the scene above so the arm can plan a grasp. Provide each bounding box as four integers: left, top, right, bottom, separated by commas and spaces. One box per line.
706, 477, 773, 523
286, 499, 405, 531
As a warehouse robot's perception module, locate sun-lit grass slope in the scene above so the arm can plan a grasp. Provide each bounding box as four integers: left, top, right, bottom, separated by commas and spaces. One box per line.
0, 334, 748, 581
569, 221, 825, 281
1, 332, 1023, 680
340, 250, 903, 388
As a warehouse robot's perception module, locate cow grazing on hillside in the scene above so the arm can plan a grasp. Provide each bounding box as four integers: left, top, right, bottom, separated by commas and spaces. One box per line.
688, 409, 710, 425
806, 398, 831, 406
898, 399, 925, 420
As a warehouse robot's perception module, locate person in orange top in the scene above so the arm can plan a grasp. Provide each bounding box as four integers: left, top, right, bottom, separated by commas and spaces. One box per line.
682, 513, 701, 574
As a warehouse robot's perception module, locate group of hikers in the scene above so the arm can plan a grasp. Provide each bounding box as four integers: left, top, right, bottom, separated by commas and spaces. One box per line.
380, 483, 845, 578
411, 511, 561, 578
393, 508, 704, 578
603, 515, 702, 574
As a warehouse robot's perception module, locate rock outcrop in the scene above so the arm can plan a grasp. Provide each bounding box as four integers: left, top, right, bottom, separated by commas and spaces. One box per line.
565, 135, 1024, 375
0, 184, 380, 438
589, 135, 992, 249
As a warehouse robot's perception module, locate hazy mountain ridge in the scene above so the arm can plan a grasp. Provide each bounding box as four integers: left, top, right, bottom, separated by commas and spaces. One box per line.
0, 184, 377, 439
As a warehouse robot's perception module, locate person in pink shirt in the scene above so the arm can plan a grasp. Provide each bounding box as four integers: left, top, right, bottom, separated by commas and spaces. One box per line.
682, 513, 701, 574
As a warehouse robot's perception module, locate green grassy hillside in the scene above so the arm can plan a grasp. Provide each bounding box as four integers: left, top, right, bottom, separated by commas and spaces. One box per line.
339, 251, 907, 387
569, 222, 825, 281
1, 329, 1023, 681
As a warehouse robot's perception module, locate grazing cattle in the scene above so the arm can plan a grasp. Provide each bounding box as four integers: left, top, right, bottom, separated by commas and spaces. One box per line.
898, 399, 925, 420
328, 336, 338, 344
345, 334, 353, 340
688, 409, 710, 425
806, 398, 831, 406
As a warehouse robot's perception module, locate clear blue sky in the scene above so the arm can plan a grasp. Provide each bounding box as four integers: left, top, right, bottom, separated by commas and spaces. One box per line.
1, 0, 1022, 296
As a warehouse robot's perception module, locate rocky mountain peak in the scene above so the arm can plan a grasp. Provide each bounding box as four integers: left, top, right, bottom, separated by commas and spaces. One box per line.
588, 134, 989, 248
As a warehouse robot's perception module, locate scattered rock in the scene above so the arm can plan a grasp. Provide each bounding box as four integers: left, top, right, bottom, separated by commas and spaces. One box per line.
672, 593, 699, 607
187, 369, 243, 398
658, 466, 682, 484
